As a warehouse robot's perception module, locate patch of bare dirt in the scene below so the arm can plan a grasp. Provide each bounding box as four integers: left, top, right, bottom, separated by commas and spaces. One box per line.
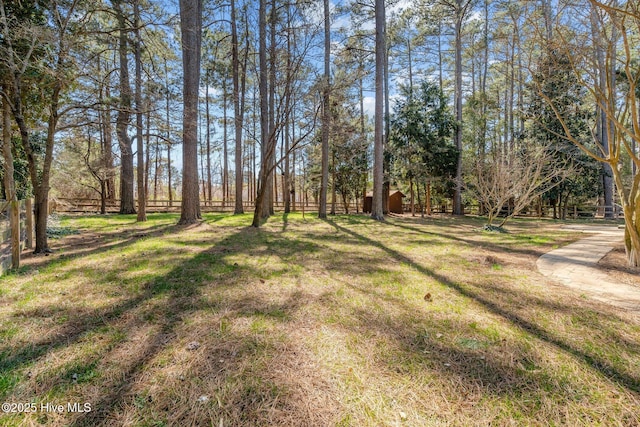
598, 245, 640, 288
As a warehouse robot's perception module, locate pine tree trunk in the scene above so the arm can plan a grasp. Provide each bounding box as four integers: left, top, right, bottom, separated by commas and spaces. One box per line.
372, 0, 385, 221
284, 116, 291, 214
453, 0, 465, 216
206, 75, 212, 202
100, 58, 116, 202
410, 177, 415, 217
232, 0, 244, 214
291, 143, 296, 212
383, 29, 390, 216
134, 0, 146, 222
145, 107, 151, 203
480, 0, 489, 159
178, 0, 202, 224
330, 148, 336, 215
167, 144, 173, 206
283, 2, 293, 215
114, 0, 136, 215
258, 0, 270, 222
319, 0, 330, 220
119, 144, 136, 214
266, 0, 276, 216
417, 183, 423, 218
426, 179, 432, 216
223, 78, 229, 208
153, 138, 159, 200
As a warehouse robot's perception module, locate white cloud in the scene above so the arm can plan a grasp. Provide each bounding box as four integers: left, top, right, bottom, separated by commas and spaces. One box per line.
200, 86, 221, 98
360, 19, 375, 32
333, 14, 351, 31
362, 96, 375, 118
332, 2, 374, 31
388, 0, 414, 15
360, 94, 402, 119
468, 10, 483, 23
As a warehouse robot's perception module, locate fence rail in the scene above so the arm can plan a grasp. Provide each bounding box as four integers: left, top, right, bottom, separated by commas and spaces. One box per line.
49, 197, 623, 220
0, 196, 620, 276
51, 198, 366, 215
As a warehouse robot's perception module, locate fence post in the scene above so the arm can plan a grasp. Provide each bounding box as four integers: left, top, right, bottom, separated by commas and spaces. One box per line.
25, 198, 33, 249
10, 200, 20, 269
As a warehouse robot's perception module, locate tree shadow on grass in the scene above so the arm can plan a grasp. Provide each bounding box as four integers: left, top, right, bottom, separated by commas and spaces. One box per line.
3, 215, 639, 425
20, 222, 179, 271
341, 292, 557, 394
65, 226, 336, 426
4, 224, 228, 370
324, 219, 640, 395
2, 223, 338, 426
385, 217, 571, 259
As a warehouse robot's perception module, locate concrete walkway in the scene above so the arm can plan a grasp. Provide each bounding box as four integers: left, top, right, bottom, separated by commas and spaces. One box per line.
536, 224, 640, 312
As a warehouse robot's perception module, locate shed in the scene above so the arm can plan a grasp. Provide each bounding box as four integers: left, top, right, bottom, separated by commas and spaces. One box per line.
363, 193, 372, 213
363, 191, 405, 214
388, 190, 405, 214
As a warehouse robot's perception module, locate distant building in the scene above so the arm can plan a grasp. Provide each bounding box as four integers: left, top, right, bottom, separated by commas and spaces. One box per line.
388, 191, 405, 214
363, 191, 405, 214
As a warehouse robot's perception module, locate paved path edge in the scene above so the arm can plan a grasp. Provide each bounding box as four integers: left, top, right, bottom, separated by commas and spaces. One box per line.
536, 225, 640, 312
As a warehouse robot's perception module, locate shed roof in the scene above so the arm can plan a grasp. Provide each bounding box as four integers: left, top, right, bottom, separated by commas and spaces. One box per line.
365, 190, 405, 198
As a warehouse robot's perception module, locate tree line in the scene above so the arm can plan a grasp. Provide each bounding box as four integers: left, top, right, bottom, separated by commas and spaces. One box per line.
1, 0, 640, 266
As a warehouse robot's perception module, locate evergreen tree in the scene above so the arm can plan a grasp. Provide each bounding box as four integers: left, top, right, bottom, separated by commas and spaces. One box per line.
529, 49, 600, 219
389, 81, 457, 213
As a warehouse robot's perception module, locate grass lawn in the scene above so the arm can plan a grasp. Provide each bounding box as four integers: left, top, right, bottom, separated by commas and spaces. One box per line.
0, 212, 639, 426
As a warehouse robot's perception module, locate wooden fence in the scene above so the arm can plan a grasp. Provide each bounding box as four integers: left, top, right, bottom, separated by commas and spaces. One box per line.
51, 198, 366, 215
49, 197, 620, 220
0, 199, 33, 275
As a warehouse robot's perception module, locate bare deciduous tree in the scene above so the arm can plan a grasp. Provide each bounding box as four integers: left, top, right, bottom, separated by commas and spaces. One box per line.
536, 0, 640, 266
469, 147, 571, 228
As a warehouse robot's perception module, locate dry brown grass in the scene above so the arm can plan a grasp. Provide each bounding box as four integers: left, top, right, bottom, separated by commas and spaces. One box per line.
0, 213, 639, 426
598, 245, 640, 288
